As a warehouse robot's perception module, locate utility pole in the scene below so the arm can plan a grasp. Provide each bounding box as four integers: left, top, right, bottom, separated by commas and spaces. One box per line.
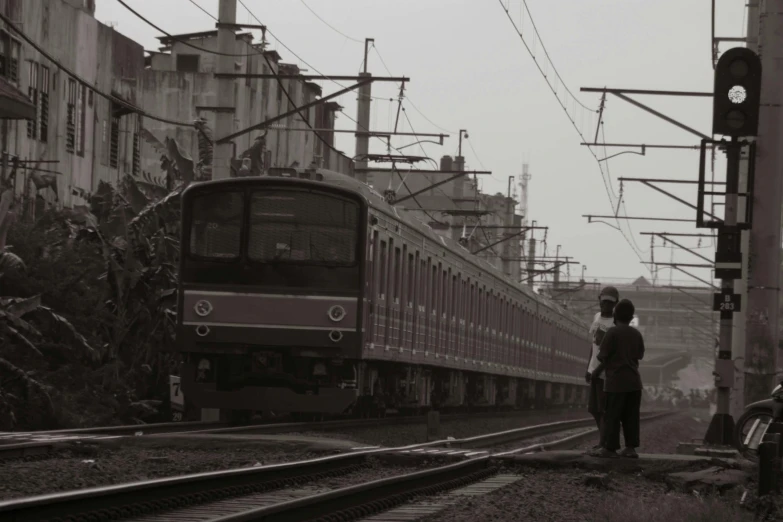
742, 0, 783, 406
354, 38, 374, 184
213, 0, 237, 180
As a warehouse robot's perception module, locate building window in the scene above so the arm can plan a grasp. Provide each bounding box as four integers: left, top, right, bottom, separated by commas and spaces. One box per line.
110, 111, 120, 169
39, 66, 49, 143
77, 84, 86, 156
175, 54, 199, 72
27, 61, 38, 139
0, 33, 20, 83
66, 78, 77, 153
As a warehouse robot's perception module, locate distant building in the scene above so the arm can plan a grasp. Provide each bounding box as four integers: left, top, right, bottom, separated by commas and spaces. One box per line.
368, 155, 523, 282
540, 276, 717, 359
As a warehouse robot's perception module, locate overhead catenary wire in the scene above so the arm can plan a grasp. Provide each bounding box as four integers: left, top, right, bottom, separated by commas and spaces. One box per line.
299, 0, 364, 44
497, 0, 651, 274
372, 44, 455, 133
177, 0, 348, 158
116, 0, 257, 57
0, 10, 193, 128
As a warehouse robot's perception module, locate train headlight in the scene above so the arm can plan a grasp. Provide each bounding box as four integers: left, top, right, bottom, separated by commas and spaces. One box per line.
328, 305, 346, 322
195, 300, 213, 317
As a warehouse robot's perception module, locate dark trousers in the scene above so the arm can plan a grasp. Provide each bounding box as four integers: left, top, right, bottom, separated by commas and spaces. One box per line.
588, 377, 606, 446
603, 390, 642, 451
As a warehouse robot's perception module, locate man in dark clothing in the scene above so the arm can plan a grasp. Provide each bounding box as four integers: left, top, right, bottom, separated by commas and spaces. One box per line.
591, 299, 645, 459
585, 286, 619, 449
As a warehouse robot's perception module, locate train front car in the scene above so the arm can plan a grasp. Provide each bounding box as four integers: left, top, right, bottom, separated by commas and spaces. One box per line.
176, 173, 366, 417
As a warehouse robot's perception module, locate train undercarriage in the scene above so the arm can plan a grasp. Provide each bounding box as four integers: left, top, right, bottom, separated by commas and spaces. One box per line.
179, 351, 588, 422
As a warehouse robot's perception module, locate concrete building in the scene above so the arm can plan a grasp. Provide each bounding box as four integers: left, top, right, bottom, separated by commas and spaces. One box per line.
142, 30, 352, 183
0, 0, 352, 216
1, 0, 143, 212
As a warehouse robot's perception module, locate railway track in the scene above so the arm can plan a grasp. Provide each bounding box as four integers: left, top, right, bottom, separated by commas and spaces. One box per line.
0, 410, 674, 522
0, 406, 589, 462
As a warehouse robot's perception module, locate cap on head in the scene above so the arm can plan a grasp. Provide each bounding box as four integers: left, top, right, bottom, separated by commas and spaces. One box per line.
599, 286, 619, 303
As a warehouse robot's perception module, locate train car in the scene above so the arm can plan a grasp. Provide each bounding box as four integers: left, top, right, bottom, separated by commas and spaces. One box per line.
173, 166, 590, 419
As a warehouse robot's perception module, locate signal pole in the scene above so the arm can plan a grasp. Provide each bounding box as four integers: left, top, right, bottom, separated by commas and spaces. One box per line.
743, 0, 783, 406
703, 47, 763, 445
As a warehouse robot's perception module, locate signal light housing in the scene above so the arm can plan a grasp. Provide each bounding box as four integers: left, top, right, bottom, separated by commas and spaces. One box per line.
713, 47, 762, 137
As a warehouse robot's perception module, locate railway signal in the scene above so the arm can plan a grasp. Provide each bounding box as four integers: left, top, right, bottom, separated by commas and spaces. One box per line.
712, 47, 762, 137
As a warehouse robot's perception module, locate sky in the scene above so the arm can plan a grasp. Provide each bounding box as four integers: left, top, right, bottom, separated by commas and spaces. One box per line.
95, 0, 748, 286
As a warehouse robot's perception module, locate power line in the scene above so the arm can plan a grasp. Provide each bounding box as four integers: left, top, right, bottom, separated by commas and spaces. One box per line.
299, 0, 364, 44
372, 44, 455, 133
116, 0, 256, 57
177, 0, 349, 158
497, 0, 650, 273
237, 0, 389, 102
0, 10, 192, 128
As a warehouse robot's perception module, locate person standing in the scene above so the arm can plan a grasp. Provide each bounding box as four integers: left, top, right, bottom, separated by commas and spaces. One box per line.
592, 299, 645, 458
585, 286, 619, 449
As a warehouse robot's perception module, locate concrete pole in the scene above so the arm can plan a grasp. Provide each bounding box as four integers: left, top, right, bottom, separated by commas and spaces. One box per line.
503, 176, 514, 277
212, 0, 237, 181
526, 236, 536, 286
731, 0, 759, 419
354, 38, 374, 184
743, 0, 783, 405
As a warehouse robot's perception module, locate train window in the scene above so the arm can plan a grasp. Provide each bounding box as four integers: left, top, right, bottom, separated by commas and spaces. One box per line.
431, 264, 437, 313
379, 240, 387, 297
419, 257, 426, 309
188, 190, 244, 260
441, 267, 447, 316
451, 273, 457, 319
393, 247, 401, 303
247, 190, 359, 265
408, 253, 415, 307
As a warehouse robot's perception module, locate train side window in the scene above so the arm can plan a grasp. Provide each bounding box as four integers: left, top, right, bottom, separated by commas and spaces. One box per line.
369, 230, 378, 299
419, 257, 426, 309
392, 246, 401, 304
407, 252, 415, 307
378, 240, 387, 298
451, 273, 457, 319
441, 267, 447, 317
431, 264, 438, 314
478, 288, 483, 329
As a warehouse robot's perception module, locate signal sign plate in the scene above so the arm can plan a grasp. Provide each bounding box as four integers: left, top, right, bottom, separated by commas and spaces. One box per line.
713, 292, 741, 314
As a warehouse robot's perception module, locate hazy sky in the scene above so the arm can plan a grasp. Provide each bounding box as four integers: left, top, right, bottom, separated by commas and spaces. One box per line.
95, 0, 747, 286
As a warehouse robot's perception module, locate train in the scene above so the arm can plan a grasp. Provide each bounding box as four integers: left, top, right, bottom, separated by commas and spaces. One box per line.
173, 166, 591, 420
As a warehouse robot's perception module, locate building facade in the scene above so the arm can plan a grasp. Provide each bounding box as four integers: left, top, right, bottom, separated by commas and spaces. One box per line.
0, 0, 352, 216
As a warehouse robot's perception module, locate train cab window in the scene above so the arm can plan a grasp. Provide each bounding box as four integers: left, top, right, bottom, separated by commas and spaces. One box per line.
247, 190, 358, 265
188, 191, 244, 259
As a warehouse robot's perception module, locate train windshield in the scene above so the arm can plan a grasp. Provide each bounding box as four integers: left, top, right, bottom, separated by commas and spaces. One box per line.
189, 191, 244, 260
248, 190, 359, 266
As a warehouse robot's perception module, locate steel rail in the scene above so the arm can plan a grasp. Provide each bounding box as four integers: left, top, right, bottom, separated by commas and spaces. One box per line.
205, 411, 678, 522
0, 407, 588, 461
0, 410, 672, 521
